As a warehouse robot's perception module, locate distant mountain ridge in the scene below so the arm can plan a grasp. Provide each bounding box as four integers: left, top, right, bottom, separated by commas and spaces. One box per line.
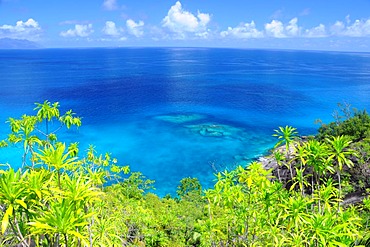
0, 38, 41, 49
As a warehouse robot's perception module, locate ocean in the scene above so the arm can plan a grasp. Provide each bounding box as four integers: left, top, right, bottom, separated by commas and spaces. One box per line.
0, 47, 369, 196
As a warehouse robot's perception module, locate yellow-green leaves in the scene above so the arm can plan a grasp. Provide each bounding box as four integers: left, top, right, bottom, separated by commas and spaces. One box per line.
3, 101, 83, 169
0, 169, 28, 235
28, 199, 92, 246
37, 142, 78, 171
273, 125, 298, 152
203, 160, 363, 246
2, 205, 13, 234
0, 169, 26, 205
60, 109, 82, 129
326, 135, 355, 171
34, 100, 60, 122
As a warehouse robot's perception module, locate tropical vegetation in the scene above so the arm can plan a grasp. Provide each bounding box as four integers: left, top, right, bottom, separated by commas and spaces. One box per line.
0, 101, 369, 246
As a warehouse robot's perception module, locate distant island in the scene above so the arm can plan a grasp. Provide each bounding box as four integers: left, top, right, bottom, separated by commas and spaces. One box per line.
0, 38, 41, 49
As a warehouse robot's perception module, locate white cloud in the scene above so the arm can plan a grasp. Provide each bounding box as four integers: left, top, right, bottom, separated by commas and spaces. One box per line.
345, 15, 351, 24
103, 0, 117, 10
285, 18, 300, 37
197, 12, 211, 28
264, 18, 304, 38
220, 18, 331, 40
99, 36, 127, 42
304, 24, 327, 38
60, 24, 94, 37
162, 1, 211, 39
103, 21, 122, 36
330, 21, 346, 36
265, 20, 285, 38
343, 19, 370, 37
221, 16, 370, 41
220, 21, 263, 39
0, 18, 42, 40
330, 18, 370, 37
126, 19, 144, 37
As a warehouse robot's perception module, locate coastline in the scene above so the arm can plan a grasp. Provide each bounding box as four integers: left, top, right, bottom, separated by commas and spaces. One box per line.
258, 155, 278, 170
257, 144, 289, 171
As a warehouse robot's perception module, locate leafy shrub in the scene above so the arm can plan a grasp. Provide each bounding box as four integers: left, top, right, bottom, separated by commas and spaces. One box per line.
317, 110, 370, 141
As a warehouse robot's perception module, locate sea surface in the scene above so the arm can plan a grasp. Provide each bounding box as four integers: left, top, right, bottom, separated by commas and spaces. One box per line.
0, 47, 369, 196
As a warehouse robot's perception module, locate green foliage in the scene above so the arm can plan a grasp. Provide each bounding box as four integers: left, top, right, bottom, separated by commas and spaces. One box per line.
273, 125, 298, 155
118, 172, 155, 199
317, 109, 370, 141
176, 177, 202, 199
203, 162, 362, 246
273, 126, 299, 181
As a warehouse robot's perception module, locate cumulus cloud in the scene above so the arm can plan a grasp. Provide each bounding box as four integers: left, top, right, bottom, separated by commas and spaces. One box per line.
265, 20, 285, 38
304, 24, 327, 37
220, 18, 331, 39
220, 21, 263, 39
264, 18, 305, 38
60, 24, 94, 37
330, 21, 346, 36
102, 21, 122, 36
103, 0, 118, 10
162, 1, 211, 39
285, 18, 300, 37
346, 19, 370, 36
219, 16, 370, 40
331, 18, 370, 37
0, 18, 42, 40
126, 19, 144, 37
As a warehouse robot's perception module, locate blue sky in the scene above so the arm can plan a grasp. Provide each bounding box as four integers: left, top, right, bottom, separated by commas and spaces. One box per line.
1, 0, 370, 51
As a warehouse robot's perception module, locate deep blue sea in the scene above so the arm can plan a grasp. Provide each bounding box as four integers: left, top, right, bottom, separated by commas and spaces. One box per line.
0, 48, 370, 196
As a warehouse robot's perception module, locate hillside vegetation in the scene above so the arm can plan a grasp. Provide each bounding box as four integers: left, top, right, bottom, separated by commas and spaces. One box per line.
0, 101, 369, 246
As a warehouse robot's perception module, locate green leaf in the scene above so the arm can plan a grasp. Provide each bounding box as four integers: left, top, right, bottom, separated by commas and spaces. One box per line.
35, 190, 42, 199
67, 229, 86, 239
330, 240, 348, 247
193, 232, 201, 241
15, 199, 27, 209
2, 205, 13, 234
28, 221, 54, 231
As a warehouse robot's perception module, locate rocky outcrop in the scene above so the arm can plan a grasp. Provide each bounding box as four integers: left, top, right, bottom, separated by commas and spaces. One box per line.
258, 143, 370, 204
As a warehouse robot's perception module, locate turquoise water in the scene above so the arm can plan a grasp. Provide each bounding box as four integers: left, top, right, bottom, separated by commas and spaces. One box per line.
0, 48, 370, 195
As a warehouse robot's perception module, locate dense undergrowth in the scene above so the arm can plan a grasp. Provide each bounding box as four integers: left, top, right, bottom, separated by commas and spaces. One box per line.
0, 101, 369, 246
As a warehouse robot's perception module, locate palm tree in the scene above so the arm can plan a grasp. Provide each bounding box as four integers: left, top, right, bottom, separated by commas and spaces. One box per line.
60, 110, 82, 129
273, 126, 299, 180
326, 135, 356, 203
7, 115, 41, 168
273, 126, 298, 158
34, 100, 60, 141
